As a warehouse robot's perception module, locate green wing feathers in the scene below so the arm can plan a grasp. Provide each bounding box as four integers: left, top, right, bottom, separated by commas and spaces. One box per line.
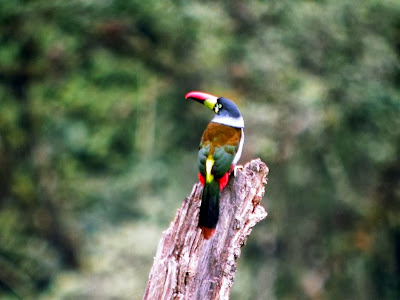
198, 144, 209, 177
212, 145, 237, 178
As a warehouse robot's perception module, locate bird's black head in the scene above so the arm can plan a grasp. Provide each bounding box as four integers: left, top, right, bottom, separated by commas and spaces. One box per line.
216, 97, 241, 119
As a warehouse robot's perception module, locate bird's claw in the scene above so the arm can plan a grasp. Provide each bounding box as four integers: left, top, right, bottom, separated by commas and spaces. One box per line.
233, 165, 243, 177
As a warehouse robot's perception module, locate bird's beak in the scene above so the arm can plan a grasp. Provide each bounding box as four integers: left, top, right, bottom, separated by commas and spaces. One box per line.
185, 91, 218, 112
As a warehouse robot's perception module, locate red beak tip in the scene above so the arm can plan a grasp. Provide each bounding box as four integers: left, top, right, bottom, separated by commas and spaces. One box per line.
185, 91, 195, 99
185, 91, 217, 101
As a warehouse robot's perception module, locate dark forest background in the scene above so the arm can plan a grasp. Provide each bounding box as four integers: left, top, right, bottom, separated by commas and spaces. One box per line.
1, 0, 400, 299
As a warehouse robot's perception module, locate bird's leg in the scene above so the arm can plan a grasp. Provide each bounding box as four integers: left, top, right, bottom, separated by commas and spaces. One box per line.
230, 164, 243, 177
234, 165, 243, 177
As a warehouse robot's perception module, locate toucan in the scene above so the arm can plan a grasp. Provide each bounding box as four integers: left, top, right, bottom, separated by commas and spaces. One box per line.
185, 91, 244, 239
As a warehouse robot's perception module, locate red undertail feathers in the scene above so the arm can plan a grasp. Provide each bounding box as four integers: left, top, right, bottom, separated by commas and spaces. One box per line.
198, 172, 230, 191
200, 226, 216, 240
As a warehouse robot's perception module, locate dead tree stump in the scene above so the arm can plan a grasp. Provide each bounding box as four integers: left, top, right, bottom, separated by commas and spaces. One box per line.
143, 159, 269, 300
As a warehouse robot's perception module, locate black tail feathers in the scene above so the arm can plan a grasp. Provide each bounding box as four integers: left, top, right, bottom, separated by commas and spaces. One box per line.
198, 180, 220, 232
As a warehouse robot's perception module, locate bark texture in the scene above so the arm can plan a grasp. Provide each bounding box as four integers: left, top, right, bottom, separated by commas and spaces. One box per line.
143, 159, 269, 300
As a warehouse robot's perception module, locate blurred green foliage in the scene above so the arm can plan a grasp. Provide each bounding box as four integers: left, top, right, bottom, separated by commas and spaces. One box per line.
0, 0, 399, 299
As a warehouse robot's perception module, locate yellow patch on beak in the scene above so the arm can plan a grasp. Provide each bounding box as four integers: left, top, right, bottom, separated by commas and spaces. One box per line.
204, 98, 218, 112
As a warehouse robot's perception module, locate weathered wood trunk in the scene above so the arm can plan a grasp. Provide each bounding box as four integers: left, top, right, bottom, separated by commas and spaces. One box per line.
143, 159, 269, 300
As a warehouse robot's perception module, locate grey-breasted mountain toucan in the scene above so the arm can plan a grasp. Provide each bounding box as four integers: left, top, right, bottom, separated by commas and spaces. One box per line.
186, 91, 244, 239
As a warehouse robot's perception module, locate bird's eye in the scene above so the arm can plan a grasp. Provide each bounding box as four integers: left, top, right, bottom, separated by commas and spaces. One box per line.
214, 103, 222, 113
